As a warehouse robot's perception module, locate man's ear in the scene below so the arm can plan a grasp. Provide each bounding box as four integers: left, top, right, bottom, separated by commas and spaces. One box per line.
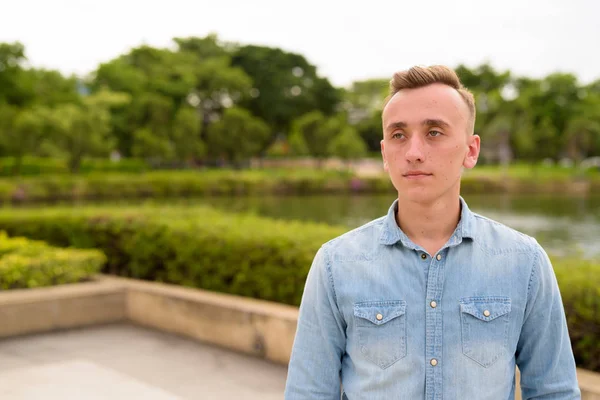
463, 134, 480, 169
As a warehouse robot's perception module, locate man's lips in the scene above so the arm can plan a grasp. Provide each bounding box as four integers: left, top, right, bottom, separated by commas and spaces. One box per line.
402, 172, 433, 179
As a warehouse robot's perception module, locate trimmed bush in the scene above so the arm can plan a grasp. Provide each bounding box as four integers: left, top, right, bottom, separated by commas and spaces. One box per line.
0, 231, 106, 289
0, 156, 149, 177
554, 258, 600, 372
0, 205, 344, 305
0, 169, 598, 204
0, 170, 394, 204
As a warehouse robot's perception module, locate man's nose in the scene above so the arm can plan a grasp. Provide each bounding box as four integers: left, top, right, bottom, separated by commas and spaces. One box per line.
405, 136, 425, 163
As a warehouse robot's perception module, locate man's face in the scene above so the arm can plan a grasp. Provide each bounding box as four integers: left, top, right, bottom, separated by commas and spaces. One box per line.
380, 83, 480, 204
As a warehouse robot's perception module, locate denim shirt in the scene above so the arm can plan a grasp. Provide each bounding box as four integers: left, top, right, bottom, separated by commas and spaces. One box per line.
284, 197, 580, 400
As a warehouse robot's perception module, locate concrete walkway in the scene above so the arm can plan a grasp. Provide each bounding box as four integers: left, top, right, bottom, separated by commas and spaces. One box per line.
0, 323, 288, 399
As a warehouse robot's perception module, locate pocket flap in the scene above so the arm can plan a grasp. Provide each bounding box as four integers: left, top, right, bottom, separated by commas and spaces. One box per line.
354, 300, 406, 325
460, 296, 511, 321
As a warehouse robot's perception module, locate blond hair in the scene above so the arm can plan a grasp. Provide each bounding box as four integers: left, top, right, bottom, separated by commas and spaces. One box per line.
385, 65, 476, 133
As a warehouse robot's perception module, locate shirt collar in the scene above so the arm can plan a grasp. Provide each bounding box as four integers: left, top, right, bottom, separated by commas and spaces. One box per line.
379, 196, 475, 247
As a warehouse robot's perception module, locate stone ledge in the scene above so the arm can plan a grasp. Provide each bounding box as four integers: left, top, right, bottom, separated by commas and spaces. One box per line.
0, 279, 127, 337
104, 275, 298, 365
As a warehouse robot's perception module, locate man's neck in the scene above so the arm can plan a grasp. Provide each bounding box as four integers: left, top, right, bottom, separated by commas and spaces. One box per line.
395, 195, 462, 255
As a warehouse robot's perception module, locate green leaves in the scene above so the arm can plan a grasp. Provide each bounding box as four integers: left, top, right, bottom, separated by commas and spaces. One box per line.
206, 107, 271, 165
0, 204, 344, 305
328, 126, 367, 161
231, 45, 341, 135
0, 231, 105, 290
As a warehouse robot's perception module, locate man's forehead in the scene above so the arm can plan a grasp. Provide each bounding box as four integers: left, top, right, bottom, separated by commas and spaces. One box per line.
382, 85, 469, 123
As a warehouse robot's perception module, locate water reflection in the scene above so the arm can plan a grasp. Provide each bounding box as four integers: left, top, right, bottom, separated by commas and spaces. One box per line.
192, 193, 600, 259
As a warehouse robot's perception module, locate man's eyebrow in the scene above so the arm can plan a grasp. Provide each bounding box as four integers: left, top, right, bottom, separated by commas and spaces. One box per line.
423, 119, 450, 128
385, 119, 450, 131
385, 121, 407, 131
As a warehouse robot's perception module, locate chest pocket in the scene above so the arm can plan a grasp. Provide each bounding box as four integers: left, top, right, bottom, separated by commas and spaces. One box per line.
460, 296, 511, 367
353, 300, 407, 369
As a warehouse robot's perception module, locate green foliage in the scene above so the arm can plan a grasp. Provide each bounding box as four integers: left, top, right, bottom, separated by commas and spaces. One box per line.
0, 157, 148, 176
0, 206, 344, 305
206, 107, 270, 165
0, 169, 395, 204
92, 37, 253, 162
0, 230, 105, 289
0, 42, 31, 107
172, 107, 205, 160
231, 44, 341, 137
0, 166, 596, 204
287, 129, 310, 156
291, 111, 331, 162
1, 39, 600, 171
328, 126, 368, 161
49, 101, 115, 172
341, 78, 389, 130
355, 110, 383, 152
553, 258, 600, 372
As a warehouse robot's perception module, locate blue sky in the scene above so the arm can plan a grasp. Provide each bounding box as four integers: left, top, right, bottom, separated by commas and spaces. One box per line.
2, 0, 599, 87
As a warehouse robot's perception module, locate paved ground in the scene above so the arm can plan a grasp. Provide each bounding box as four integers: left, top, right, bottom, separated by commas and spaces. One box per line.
0, 323, 288, 399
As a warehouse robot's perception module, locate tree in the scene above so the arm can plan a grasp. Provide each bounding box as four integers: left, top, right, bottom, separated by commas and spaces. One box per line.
564, 117, 600, 164
205, 107, 270, 167
356, 110, 383, 153
27, 69, 81, 107
0, 42, 33, 107
172, 106, 205, 162
291, 111, 328, 166
328, 126, 367, 168
287, 129, 309, 157
0, 105, 50, 174
173, 34, 229, 59
184, 56, 252, 136
131, 127, 173, 162
341, 78, 389, 124
513, 73, 580, 162
48, 94, 116, 173
92, 38, 253, 161
231, 45, 341, 143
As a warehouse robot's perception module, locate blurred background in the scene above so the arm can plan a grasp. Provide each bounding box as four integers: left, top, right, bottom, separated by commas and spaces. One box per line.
0, 0, 599, 398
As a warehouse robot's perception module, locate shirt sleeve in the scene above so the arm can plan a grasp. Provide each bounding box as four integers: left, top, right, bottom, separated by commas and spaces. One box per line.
516, 242, 581, 399
284, 245, 347, 400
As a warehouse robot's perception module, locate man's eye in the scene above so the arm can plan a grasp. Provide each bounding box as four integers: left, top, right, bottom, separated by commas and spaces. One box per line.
428, 130, 442, 137
392, 133, 405, 139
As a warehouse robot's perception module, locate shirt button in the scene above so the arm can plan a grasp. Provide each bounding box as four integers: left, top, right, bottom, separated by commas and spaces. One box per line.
430, 358, 438, 366
483, 310, 491, 317
436, 254, 442, 261
376, 313, 383, 321
421, 253, 427, 260
430, 301, 437, 308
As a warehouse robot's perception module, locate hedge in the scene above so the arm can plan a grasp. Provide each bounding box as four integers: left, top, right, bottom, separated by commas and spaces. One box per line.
0, 205, 343, 305
0, 170, 559, 205
0, 156, 148, 176
0, 170, 395, 204
0, 206, 596, 372
555, 259, 600, 371
0, 231, 106, 289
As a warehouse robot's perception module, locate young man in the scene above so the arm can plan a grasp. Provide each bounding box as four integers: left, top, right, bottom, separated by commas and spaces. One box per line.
284, 65, 580, 399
